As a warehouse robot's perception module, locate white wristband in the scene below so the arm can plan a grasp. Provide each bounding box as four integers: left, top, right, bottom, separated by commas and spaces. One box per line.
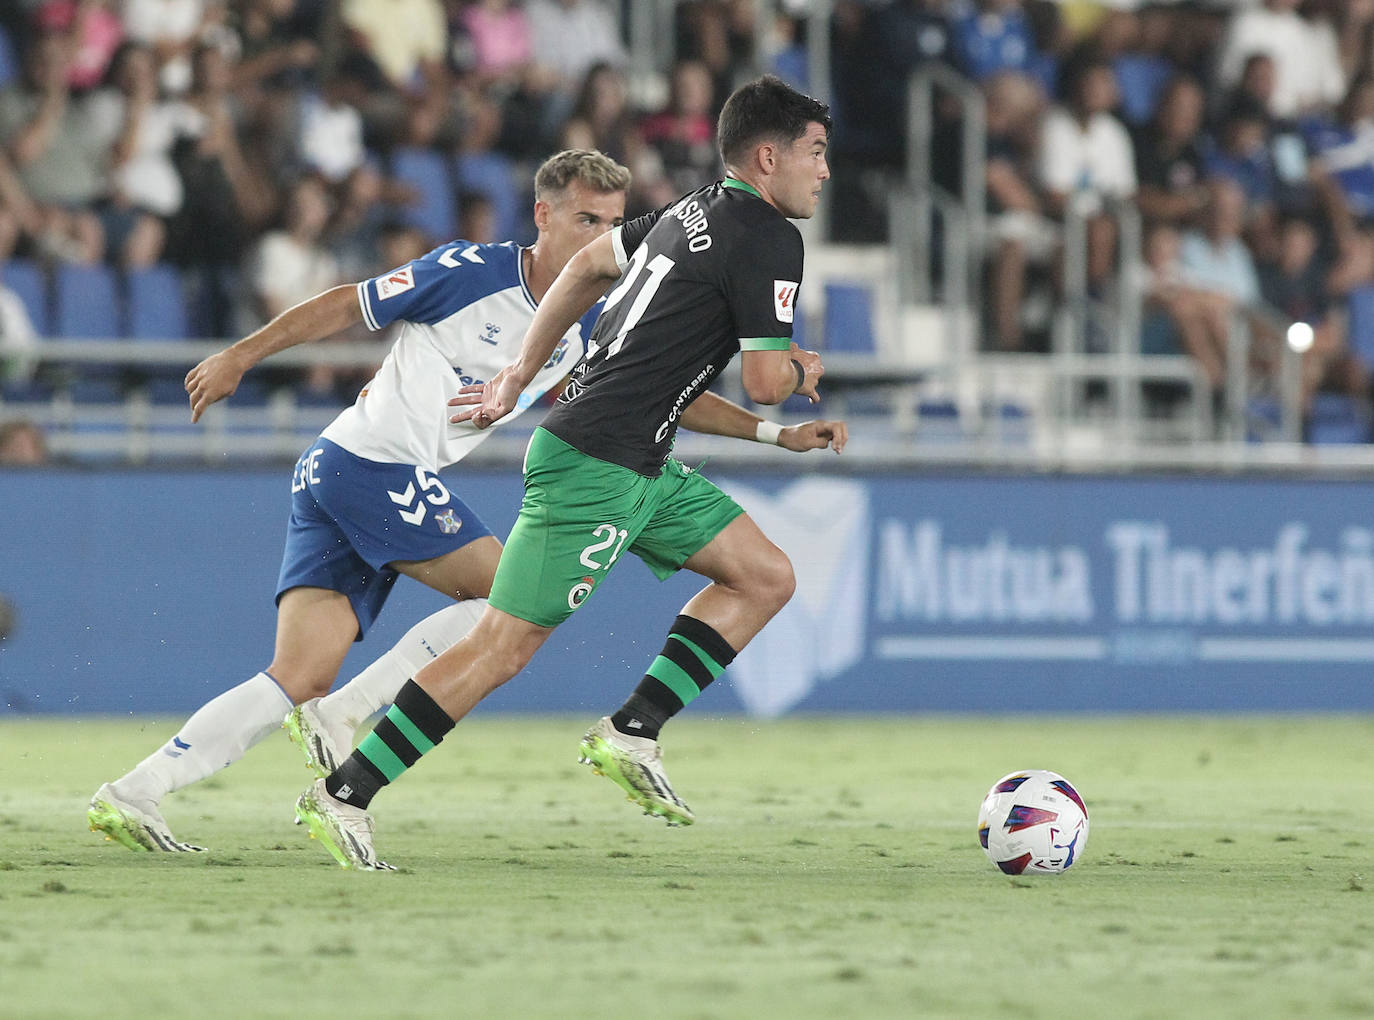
754, 419, 783, 445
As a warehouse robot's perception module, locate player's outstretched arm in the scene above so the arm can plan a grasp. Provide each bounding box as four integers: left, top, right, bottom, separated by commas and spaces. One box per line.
458, 233, 623, 430
680, 390, 847, 453
185, 284, 362, 422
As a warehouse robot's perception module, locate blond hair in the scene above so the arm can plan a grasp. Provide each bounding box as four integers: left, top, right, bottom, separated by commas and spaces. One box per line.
533, 149, 631, 202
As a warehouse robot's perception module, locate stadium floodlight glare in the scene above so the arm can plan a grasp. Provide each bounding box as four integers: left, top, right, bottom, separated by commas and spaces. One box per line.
1287, 321, 1315, 353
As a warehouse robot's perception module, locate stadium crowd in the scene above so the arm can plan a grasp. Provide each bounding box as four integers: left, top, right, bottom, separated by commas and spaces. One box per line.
3, 0, 1374, 436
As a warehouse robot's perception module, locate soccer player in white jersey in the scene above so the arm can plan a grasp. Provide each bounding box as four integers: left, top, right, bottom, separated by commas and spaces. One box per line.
85, 151, 631, 852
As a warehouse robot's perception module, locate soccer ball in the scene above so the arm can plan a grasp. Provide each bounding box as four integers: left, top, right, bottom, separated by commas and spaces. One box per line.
977, 770, 1089, 875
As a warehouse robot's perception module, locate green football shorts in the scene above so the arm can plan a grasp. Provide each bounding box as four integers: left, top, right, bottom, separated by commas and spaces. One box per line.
489, 427, 745, 627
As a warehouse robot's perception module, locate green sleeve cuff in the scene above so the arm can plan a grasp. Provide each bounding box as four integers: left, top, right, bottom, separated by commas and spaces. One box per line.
738, 337, 792, 352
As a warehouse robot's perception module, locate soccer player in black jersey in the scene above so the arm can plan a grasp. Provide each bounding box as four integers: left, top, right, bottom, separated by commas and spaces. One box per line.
296, 76, 846, 868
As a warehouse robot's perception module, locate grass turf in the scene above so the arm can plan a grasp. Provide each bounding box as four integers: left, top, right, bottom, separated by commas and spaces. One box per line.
1, 714, 1371, 1018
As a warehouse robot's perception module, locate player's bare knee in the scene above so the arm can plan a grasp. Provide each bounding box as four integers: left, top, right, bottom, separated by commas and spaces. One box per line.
748, 548, 795, 613
268, 667, 333, 704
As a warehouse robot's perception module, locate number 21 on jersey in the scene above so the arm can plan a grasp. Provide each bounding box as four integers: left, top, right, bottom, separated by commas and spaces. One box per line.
600, 248, 676, 359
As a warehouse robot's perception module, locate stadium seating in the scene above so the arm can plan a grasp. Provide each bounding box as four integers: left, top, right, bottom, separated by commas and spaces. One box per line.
391, 146, 458, 242
0, 25, 16, 88
1306, 392, 1370, 445
1346, 286, 1374, 373
125, 264, 189, 341
53, 264, 122, 340
822, 282, 875, 354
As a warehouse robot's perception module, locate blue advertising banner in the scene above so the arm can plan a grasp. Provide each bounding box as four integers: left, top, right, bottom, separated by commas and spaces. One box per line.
2, 468, 1372, 715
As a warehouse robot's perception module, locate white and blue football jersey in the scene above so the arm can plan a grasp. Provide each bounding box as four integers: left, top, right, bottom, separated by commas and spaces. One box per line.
321, 240, 599, 471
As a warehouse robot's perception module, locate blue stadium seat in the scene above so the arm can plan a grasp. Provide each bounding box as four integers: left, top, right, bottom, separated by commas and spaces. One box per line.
823, 282, 875, 353
66, 378, 123, 403
125, 264, 189, 340
1346, 286, 1374, 372
53, 264, 122, 339
1, 258, 51, 336
146, 377, 191, 404
1, 378, 53, 404
1306, 393, 1370, 445
0, 25, 17, 89
455, 151, 521, 242
225, 380, 269, 406
391, 147, 458, 241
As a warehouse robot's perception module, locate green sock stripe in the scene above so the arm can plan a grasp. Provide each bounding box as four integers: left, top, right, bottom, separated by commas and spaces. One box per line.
669, 634, 728, 680
356, 731, 407, 782
647, 654, 702, 708
387, 706, 437, 756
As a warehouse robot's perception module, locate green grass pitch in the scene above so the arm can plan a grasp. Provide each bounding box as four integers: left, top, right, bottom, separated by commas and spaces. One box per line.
1, 714, 1371, 1018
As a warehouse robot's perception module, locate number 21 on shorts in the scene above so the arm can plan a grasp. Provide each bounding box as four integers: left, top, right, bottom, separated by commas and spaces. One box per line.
567, 524, 629, 610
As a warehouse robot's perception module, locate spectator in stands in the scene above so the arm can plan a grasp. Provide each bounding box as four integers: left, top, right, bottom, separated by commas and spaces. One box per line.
1093, 5, 1175, 128
35, 0, 124, 92
1137, 220, 1232, 397
168, 41, 276, 337
242, 174, 346, 396
949, 0, 1056, 94
243, 174, 338, 329
527, 0, 626, 129
340, 0, 448, 97
0, 149, 41, 260
639, 59, 718, 198
1324, 0, 1374, 84
1133, 74, 1209, 230
1178, 178, 1262, 324
982, 70, 1054, 352
1215, 0, 1344, 120
459, 0, 534, 93
672, 0, 753, 110
1258, 212, 1358, 412
1204, 98, 1281, 262
229, 0, 320, 97
87, 41, 189, 267
558, 62, 658, 213
1308, 76, 1374, 289
0, 29, 106, 263
120, 0, 218, 96
558, 62, 636, 164
1038, 57, 1136, 292
0, 417, 48, 464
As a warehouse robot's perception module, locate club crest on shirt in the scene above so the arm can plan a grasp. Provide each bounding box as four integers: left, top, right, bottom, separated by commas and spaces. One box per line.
377, 266, 415, 299
434, 508, 462, 534
542, 336, 569, 369
774, 280, 798, 323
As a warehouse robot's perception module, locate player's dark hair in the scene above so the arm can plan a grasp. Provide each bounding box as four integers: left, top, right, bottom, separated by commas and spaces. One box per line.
534, 149, 631, 201
716, 75, 832, 170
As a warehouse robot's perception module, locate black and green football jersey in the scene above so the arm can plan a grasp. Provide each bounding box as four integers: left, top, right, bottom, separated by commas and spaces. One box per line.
541, 177, 805, 476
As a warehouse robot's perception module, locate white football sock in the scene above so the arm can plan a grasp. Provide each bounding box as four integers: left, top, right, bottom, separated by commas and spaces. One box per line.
109, 672, 292, 807
318, 598, 487, 730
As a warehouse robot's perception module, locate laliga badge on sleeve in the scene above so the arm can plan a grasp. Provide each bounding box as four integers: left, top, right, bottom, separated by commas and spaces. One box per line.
773, 280, 797, 323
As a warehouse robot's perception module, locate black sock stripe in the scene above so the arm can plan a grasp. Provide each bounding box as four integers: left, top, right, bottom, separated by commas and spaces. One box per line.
660, 638, 715, 692
632, 677, 682, 715
373, 718, 425, 768
670, 614, 737, 667
392, 680, 456, 742
334, 748, 388, 788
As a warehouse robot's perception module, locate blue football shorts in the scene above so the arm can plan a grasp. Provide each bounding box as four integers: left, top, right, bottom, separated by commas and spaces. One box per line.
276, 438, 493, 638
